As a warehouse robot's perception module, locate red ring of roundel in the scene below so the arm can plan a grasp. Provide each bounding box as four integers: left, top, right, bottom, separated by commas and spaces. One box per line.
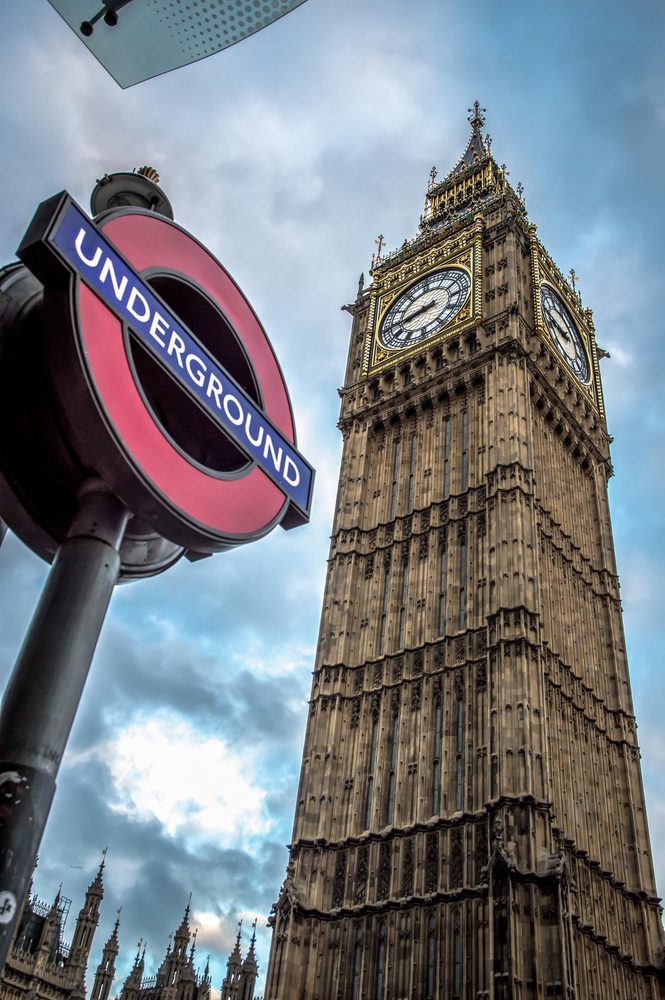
77, 211, 294, 538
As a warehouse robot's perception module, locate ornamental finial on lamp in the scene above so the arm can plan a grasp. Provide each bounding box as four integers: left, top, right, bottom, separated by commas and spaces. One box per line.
136, 165, 161, 184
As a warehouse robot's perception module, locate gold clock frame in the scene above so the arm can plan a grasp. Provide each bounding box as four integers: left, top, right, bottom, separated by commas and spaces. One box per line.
530, 233, 603, 414
362, 218, 483, 378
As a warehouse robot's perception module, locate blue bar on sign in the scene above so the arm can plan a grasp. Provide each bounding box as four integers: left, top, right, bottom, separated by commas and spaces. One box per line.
49, 201, 313, 516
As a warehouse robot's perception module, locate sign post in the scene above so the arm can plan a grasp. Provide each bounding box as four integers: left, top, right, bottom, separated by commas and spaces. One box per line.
0, 483, 129, 968
0, 180, 313, 970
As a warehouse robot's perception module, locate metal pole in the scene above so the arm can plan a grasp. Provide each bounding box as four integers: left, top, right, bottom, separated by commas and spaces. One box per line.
0, 520, 6, 549
0, 481, 129, 970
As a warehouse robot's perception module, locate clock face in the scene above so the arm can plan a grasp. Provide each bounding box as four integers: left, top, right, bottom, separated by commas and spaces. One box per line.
379, 268, 471, 351
540, 284, 590, 383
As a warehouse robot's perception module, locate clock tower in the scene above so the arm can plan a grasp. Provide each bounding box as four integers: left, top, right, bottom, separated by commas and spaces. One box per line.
264, 105, 664, 999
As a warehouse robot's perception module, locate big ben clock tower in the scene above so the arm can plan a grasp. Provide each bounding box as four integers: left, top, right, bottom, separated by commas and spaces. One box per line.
264, 105, 665, 999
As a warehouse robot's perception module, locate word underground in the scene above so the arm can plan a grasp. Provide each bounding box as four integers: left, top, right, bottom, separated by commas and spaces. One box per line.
51, 202, 311, 514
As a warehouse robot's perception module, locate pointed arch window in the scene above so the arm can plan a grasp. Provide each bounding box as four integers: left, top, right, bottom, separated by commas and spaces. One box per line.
407, 431, 417, 513
390, 437, 401, 518
385, 711, 399, 825
426, 912, 436, 999
365, 715, 379, 829
432, 697, 442, 815
375, 920, 386, 1000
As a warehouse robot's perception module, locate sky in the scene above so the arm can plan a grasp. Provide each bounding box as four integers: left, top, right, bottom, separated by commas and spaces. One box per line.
0, 0, 664, 995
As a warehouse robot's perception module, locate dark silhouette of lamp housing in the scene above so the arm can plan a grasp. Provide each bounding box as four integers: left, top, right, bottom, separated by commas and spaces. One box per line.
90, 166, 174, 220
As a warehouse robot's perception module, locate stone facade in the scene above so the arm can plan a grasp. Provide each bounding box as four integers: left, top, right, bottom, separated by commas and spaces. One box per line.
264, 107, 665, 998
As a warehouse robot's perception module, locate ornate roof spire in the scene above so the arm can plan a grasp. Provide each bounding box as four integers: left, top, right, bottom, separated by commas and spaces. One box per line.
133, 939, 143, 967
174, 896, 191, 939
227, 920, 243, 969
468, 100, 486, 131
241, 919, 258, 973
106, 909, 120, 950
418, 102, 526, 234
88, 848, 107, 895
453, 100, 490, 174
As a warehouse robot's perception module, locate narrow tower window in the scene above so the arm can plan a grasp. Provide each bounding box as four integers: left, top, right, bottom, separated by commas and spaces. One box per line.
385, 711, 399, 825
375, 920, 386, 1000
438, 545, 447, 636
390, 437, 401, 518
443, 417, 450, 499
365, 716, 379, 829
426, 912, 436, 999
459, 538, 467, 631
452, 909, 462, 997
351, 929, 363, 1000
461, 409, 468, 491
398, 561, 409, 648
379, 562, 390, 655
407, 431, 417, 513
455, 689, 465, 812
432, 697, 442, 815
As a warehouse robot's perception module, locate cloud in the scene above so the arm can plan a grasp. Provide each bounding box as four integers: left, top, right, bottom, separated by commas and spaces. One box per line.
73, 712, 270, 849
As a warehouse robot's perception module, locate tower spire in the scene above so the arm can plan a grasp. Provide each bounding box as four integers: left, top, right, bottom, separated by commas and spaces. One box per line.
468, 99, 486, 131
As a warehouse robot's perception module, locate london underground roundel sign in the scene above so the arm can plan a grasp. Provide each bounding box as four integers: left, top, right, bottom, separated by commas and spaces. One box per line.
17, 193, 314, 553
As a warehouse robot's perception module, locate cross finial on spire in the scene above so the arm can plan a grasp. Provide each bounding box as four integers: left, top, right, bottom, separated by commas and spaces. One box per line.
568, 268, 578, 292
374, 234, 385, 258
428, 165, 438, 189
468, 100, 486, 130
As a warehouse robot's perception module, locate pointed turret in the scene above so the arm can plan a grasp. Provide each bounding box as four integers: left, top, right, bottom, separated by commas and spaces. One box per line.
221, 922, 243, 1000
90, 910, 120, 1000
158, 899, 194, 1000
238, 921, 258, 1000
195, 954, 212, 1000
172, 897, 191, 961
36, 889, 62, 967
120, 939, 145, 1000
66, 852, 106, 997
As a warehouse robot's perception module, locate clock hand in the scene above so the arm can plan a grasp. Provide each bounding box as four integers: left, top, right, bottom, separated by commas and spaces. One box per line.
550, 308, 570, 340
404, 298, 437, 322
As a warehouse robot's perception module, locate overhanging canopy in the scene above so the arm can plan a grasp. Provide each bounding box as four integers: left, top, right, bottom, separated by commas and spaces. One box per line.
47, 0, 308, 88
